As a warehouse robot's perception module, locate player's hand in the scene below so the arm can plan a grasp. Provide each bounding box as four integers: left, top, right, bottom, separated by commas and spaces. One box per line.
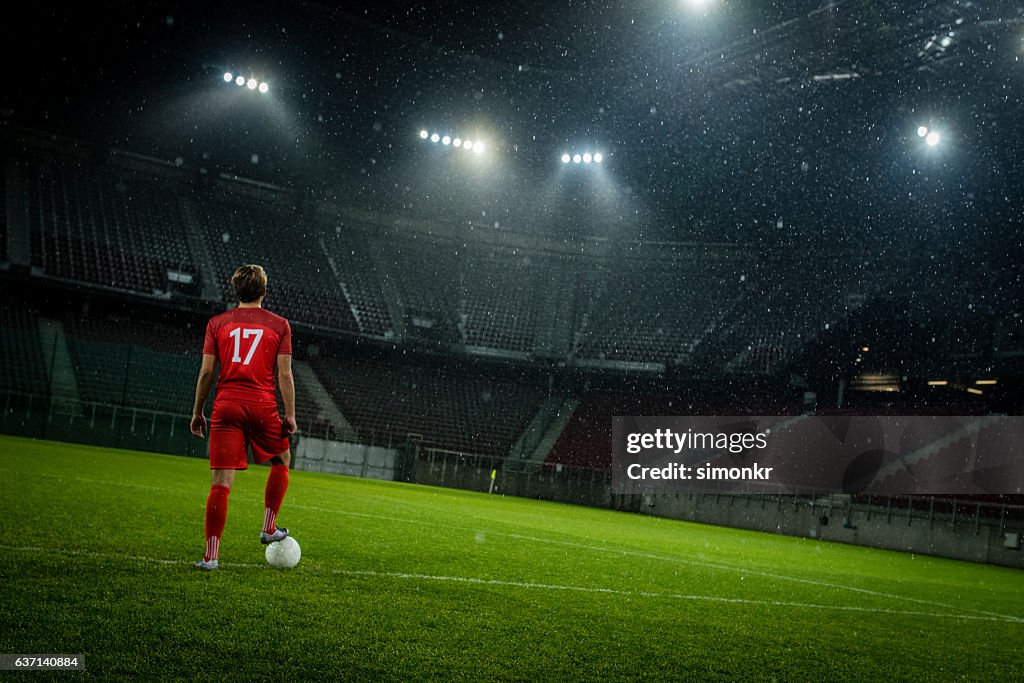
190, 413, 208, 438
282, 414, 297, 437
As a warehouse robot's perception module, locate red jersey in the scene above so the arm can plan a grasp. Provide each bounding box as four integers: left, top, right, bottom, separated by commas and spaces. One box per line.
203, 306, 292, 405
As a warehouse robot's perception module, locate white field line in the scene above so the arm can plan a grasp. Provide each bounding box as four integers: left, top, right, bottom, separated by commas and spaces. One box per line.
3, 544, 1020, 625
334, 568, 1023, 625
291, 503, 1023, 623
5, 469, 1022, 622
6, 545, 265, 569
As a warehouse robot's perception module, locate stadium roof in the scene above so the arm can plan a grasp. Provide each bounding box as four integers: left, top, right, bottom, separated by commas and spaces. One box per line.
4, 1, 1024, 244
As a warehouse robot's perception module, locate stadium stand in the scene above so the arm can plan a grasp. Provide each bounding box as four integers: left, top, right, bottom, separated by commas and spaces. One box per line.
4, 136, 884, 372
713, 261, 863, 374
278, 373, 331, 438
575, 252, 746, 364
374, 235, 462, 343
0, 160, 7, 263
461, 246, 540, 353
309, 355, 545, 454
544, 393, 683, 470
63, 314, 326, 432
543, 398, 613, 470
0, 300, 50, 397
22, 154, 194, 294
320, 223, 394, 338
64, 316, 202, 413
2, 131, 1018, 393
195, 193, 358, 332
546, 392, 802, 470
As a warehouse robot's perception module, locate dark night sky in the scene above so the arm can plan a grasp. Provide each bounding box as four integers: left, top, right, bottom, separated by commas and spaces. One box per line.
3, 1, 1024, 248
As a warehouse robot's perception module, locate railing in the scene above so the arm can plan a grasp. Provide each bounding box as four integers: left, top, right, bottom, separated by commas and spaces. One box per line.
631, 491, 1024, 535
3, 389, 1022, 541
0, 389, 369, 451
1, 391, 206, 458
409, 445, 612, 508
411, 444, 1024, 537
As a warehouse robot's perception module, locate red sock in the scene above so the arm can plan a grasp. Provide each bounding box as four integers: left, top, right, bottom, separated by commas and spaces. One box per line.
263, 464, 290, 534
204, 484, 230, 562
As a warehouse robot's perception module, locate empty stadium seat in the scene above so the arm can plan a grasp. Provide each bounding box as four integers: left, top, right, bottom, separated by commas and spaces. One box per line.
461, 247, 540, 352
310, 354, 544, 455
575, 254, 746, 364
64, 315, 326, 431
196, 195, 359, 333
23, 156, 194, 294
374, 236, 462, 343
0, 161, 7, 263
320, 223, 394, 337
65, 317, 202, 412
0, 301, 50, 397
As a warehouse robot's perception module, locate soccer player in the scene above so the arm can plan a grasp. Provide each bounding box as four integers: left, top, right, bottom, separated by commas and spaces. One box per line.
190, 264, 297, 570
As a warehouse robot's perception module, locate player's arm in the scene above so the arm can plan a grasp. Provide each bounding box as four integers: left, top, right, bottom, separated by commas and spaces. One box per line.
278, 353, 297, 436
190, 353, 217, 438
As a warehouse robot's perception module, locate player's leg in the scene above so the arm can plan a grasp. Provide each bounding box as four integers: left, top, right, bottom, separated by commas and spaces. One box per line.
195, 404, 247, 570
199, 468, 236, 568
260, 449, 291, 543
248, 403, 294, 543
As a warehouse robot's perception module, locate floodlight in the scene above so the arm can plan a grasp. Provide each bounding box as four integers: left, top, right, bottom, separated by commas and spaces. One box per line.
594, 153, 603, 163
224, 72, 234, 82
235, 76, 246, 86
473, 142, 484, 153
573, 154, 582, 163
561, 153, 570, 163
442, 135, 451, 145
430, 133, 440, 142
463, 140, 474, 150
583, 153, 592, 163
246, 78, 257, 90
258, 82, 269, 93
926, 131, 940, 146
917, 126, 928, 138
453, 138, 462, 147
419, 130, 429, 139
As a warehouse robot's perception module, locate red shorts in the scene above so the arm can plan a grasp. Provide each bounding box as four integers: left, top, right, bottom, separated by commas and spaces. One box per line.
209, 401, 290, 469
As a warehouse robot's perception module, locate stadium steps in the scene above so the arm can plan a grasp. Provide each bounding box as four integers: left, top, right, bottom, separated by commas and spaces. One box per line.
510, 396, 579, 465
318, 236, 369, 337
37, 318, 81, 412
364, 238, 407, 341
177, 195, 224, 303
534, 257, 578, 358
4, 158, 31, 267
570, 252, 614, 357
293, 360, 358, 440
686, 289, 746, 364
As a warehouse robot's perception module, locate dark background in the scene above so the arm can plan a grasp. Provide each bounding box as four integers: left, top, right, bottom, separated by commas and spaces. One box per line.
4, 1, 1023, 248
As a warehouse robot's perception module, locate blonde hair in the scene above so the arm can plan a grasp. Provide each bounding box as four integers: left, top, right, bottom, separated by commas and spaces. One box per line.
230, 264, 267, 303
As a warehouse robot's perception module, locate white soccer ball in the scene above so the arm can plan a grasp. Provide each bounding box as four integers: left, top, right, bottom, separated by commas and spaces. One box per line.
265, 536, 301, 568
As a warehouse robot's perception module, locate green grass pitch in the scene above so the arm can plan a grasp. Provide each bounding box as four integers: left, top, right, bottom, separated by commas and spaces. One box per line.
1, 435, 1022, 680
